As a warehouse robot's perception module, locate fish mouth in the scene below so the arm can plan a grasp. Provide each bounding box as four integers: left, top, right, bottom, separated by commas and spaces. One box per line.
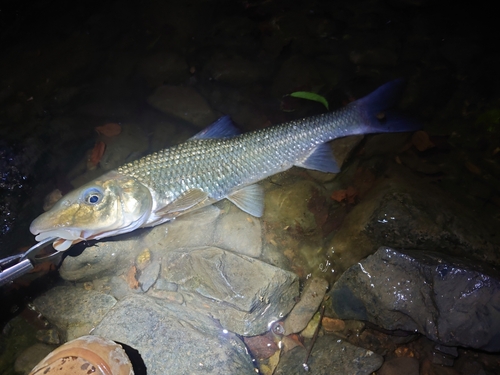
34, 229, 87, 251
33, 227, 131, 251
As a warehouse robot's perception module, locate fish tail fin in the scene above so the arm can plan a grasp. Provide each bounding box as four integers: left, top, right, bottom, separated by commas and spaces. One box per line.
352, 79, 420, 134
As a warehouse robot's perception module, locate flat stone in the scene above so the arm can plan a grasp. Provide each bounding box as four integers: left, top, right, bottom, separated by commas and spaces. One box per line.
283, 277, 329, 334
33, 286, 117, 340
274, 334, 382, 375
147, 85, 218, 128
162, 246, 299, 335
213, 205, 262, 257
378, 357, 419, 375
92, 295, 256, 375
14, 343, 55, 375
139, 260, 161, 292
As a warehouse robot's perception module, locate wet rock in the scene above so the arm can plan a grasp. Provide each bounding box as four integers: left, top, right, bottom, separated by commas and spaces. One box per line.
35, 329, 61, 345
162, 246, 299, 335
330, 247, 500, 351
33, 286, 117, 340
213, 205, 262, 257
283, 277, 329, 334
274, 335, 383, 375
139, 260, 160, 292
326, 162, 500, 277
272, 55, 339, 97
264, 179, 324, 234
0, 140, 34, 252
59, 238, 145, 282
14, 343, 54, 375
147, 85, 218, 128
93, 295, 256, 375
203, 53, 271, 86
98, 123, 149, 171
378, 357, 419, 375
197, 82, 269, 131
136, 52, 189, 87
349, 48, 398, 67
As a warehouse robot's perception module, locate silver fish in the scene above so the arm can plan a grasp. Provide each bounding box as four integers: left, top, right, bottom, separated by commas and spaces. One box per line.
30, 80, 418, 250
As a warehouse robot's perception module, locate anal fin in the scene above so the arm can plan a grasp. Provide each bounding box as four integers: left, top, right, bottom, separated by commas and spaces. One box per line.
227, 184, 264, 217
295, 143, 340, 173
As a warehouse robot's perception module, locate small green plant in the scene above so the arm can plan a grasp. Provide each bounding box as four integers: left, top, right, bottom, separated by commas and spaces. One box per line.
289, 91, 329, 110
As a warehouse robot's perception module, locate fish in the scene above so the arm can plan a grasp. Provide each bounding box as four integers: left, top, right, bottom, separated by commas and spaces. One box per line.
30, 80, 419, 251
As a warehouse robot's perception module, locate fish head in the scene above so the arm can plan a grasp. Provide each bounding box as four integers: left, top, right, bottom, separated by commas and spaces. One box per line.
30, 171, 153, 251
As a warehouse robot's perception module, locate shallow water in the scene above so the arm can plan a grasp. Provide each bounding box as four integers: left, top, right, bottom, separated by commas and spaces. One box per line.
1, 0, 500, 374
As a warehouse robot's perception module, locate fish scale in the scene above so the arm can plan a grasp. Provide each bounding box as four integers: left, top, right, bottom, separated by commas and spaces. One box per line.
117, 107, 360, 204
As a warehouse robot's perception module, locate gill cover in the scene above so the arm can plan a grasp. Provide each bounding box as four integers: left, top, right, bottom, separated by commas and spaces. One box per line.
30, 171, 153, 250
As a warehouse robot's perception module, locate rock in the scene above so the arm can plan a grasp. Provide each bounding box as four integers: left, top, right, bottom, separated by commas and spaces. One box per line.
59, 238, 145, 282
378, 357, 419, 375
325, 162, 500, 278
213, 205, 262, 257
136, 52, 189, 87
203, 53, 271, 86
93, 295, 256, 375
271, 55, 339, 97
274, 335, 383, 375
139, 260, 161, 292
14, 343, 55, 375
264, 179, 323, 234
33, 286, 117, 340
35, 329, 61, 345
283, 277, 329, 334
330, 247, 500, 351
98, 123, 149, 171
161, 246, 299, 335
349, 48, 399, 67
147, 85, 218, 128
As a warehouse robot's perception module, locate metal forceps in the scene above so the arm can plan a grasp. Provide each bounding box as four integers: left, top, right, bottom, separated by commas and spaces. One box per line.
0, 237, 59, 287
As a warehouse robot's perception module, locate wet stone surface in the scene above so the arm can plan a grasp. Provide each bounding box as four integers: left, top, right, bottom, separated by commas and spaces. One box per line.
330, 247, 500, 351
274, 334, 383, 375
161, 246, 299, 336
33, 286, 117, 341
93, 295, 256, 375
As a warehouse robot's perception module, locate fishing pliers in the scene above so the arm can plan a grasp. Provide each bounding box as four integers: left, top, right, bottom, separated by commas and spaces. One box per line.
0, 237, 59, 287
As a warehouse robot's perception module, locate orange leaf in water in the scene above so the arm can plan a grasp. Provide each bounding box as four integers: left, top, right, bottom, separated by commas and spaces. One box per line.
331, 186, 357, 204
95, 122, 122, 137
125, 265, 139, 289
411, 130, 435, 152
321, 317, 345, 333
87, 141, 106, 170
282, 333, 304, 352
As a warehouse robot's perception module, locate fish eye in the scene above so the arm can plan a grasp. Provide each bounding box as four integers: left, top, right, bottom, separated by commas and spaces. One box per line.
82, 188, 103, 205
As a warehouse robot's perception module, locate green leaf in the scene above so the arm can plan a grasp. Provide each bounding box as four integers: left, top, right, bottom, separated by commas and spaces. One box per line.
289, 91, 329, 110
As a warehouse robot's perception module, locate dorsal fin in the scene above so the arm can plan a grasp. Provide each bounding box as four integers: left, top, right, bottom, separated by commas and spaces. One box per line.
189, 115, 240, 140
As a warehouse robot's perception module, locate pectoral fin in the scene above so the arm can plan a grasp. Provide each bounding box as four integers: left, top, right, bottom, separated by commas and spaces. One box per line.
156, 188, 209, 217
227, 184, 264, 217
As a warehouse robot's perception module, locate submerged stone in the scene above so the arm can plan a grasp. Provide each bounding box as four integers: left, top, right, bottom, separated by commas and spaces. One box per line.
33, 286, 117, 341
274, 334, 382, 375
330, 247, 500, 351
161, 246, 299, 336
93, 295, 256, 375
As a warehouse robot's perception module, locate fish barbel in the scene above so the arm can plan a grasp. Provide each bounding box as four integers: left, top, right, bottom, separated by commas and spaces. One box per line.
31, 80, 418, 250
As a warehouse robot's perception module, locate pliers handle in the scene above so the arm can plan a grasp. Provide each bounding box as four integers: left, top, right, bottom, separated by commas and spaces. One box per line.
0, 237, 59, 287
